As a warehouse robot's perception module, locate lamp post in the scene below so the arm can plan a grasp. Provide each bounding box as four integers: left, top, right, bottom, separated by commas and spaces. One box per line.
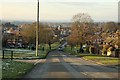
36, 0, 39, 56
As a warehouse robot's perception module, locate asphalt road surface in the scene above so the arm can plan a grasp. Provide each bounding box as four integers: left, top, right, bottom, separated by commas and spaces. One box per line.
24, 50, 119, 80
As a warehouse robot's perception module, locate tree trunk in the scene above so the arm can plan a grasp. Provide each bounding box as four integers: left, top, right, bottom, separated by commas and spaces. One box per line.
48, 42, 51, 50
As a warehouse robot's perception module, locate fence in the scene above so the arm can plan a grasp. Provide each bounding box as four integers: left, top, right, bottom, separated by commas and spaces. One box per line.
2, 50, 13, 60
1, 49, 41, 60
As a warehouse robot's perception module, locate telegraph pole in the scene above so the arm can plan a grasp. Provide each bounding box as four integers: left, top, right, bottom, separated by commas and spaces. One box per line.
36, 0, 39, 56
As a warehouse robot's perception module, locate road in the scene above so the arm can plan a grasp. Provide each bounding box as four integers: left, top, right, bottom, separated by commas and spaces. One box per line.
24, 50, 119, 79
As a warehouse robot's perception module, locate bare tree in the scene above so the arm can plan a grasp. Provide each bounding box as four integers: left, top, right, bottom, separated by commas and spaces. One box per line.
72, 13, 93, 23
68, 13, 93, 47
20, 23, 54, 49
20, 23, 36, 44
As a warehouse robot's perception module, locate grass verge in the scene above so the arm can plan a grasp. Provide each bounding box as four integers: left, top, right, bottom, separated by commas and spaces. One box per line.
63, 46, 120, 66
1, 51, 48, 59
63, 46, 78, 55
2, 60, 34, 78
77, 54, 120, 66
51, 42, 61, 50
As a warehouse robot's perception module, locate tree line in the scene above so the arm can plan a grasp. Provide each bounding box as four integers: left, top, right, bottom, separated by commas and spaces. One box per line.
20, 23, 54, 49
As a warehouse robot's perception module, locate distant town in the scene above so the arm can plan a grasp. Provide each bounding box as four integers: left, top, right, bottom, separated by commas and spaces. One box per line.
1, 21, 119, 57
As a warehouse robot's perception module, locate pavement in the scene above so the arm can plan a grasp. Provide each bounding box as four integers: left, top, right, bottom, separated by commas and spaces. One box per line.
23, 50, 119, 79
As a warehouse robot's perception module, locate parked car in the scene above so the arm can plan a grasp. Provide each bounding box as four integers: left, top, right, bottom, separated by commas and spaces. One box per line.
9, 45, 15, 48
58, 46, 64, 51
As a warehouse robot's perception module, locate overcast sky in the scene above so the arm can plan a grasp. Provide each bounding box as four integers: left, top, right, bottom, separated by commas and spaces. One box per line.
0, 0, 119, 22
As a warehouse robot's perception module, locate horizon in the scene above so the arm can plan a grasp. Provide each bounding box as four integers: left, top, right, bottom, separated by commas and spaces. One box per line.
1, 19, 119, 24
1, 0, 119, 22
